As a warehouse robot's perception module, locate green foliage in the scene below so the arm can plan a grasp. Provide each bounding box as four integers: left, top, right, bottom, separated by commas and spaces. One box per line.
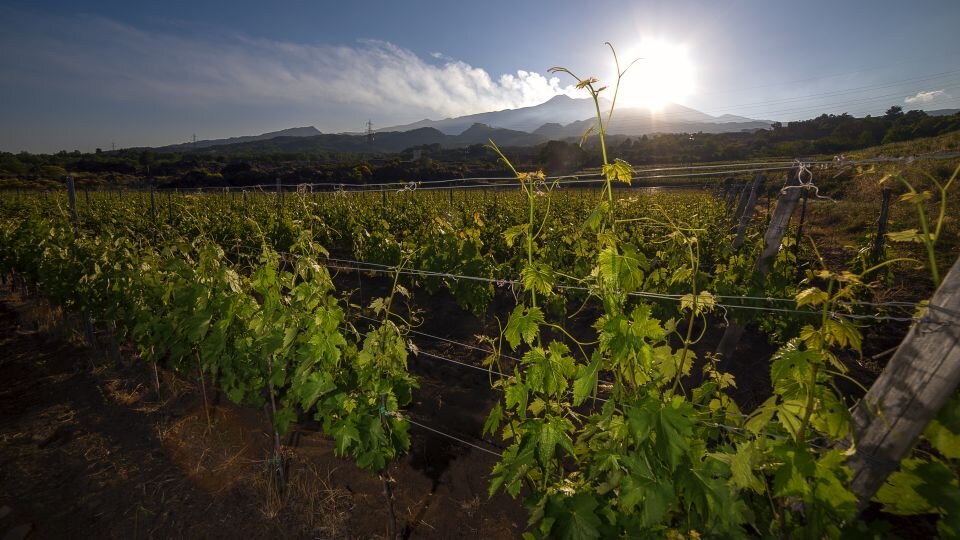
1, 112, 956, 537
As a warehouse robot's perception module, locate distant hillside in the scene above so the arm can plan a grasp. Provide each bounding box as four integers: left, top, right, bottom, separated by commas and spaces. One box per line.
157, 126, 322, 152
146, 96, 772, 155
928, 109, 960, 117
381, 96, 772, 137
381, 95, 606, 134
557, 106, 772, 138
159, 123, 544, 156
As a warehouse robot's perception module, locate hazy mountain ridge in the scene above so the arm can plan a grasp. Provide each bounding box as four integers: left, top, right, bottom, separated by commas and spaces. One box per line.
379, 95, 774, 136
379, 95, 610, 134
146, 97, 956, 156
157, 126, 322, 151
150, 97, 774, 155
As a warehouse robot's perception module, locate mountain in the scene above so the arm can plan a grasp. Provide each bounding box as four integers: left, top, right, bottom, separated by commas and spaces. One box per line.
381, 97, 771, 139
453, 123, 544, 146
157, 126, 322, 152
381, 95, 610, 134
927, 108, 960, 117
555, 106, 772, 138
152, 123, 544, 156
150, 97, 772, 155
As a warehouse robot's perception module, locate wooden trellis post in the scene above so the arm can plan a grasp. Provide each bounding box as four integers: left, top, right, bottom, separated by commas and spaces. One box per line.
149, 186, 156, 222
847, 255, 960, 508
731, 182, 751, 224
719, 177, 735, 206
717, 170, 799, 361
871, 187, 893, 264
755, 172, 804, 275
732, 175, 766, 249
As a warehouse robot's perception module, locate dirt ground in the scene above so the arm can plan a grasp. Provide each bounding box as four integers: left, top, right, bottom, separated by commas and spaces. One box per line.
0, 294, 527, 539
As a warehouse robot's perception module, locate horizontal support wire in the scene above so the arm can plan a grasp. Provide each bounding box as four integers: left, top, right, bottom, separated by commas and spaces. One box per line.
131, 151, 956, 193
349, 319, 871, 459
267, 249, 938, 323
220, 243, 947, 323
402, 416, 503, 457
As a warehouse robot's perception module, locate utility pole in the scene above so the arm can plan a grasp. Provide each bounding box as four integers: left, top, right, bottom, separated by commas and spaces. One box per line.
192, 133, 197, 148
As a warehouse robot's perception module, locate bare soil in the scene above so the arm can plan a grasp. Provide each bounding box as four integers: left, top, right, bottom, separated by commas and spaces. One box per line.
0, 295, 526, 539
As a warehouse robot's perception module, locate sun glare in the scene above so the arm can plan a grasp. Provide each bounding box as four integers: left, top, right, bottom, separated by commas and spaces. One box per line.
619, 39, 695, 111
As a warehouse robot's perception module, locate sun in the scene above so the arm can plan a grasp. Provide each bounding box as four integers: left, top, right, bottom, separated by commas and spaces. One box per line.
619, 39, 695, 111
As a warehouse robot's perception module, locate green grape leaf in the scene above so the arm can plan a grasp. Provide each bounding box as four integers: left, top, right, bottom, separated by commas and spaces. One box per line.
538, 419, 561, 464
626, 398, 657, 444
333, 422, 360, 456
772, 443, 815, 497
729, 442, 765, 494
484, 402, 503, 437
505, 383, 529, 416
811, 387, 850, 439
503, 224, 528, 248
886, 229, 926, 243
572, 354, 601, 406
898, 191, 932, 204
777, 398, 807, 439
504, 305, 544, 350
746, 396, 777, 435
297, 371, 336, 411
875, 458, 948, 515
272, 407, 298, 436
823, 318, 863, 352
795, 286, 828, 307
680, 290, 716, 315
521, 262, 555, 297
657, 397, 694, 471
551, 493, 604, 540
602, 158, 634, 185
925, 392, 960, 459
584, 200, 609, 232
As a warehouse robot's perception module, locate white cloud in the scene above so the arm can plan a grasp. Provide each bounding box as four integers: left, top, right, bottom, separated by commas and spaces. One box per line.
904, 89, 948, 104
0, 12, 577, 121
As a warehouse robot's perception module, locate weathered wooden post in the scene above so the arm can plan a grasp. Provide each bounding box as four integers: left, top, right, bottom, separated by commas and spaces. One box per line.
717, 170, 800, 361
720, 177, 735, 207
755, 173, 804, 275
732, 175, 766, 249
794, 189, 809, 246
276, 178, 282, 220
66, 176, 79, 232
731, 182, 751, 225
871, 187, 893, 264
149, 186, 157, 223
847, 255, 960, 508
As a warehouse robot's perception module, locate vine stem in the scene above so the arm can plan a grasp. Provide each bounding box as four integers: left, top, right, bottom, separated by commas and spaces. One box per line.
265, 357, 286, 493
152, 359, 162, 402
797, 278, 834, 443
381, 473, 398, 539
195, 350, 211, 429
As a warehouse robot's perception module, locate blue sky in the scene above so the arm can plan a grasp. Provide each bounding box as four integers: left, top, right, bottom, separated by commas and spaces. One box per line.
2, 0, 959, 152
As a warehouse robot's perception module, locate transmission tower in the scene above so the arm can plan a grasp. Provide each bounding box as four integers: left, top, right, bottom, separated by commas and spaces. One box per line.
366, 120, 375, 145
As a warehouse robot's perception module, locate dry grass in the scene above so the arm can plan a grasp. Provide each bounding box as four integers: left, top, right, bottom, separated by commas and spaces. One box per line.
253, 459, 353, 538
